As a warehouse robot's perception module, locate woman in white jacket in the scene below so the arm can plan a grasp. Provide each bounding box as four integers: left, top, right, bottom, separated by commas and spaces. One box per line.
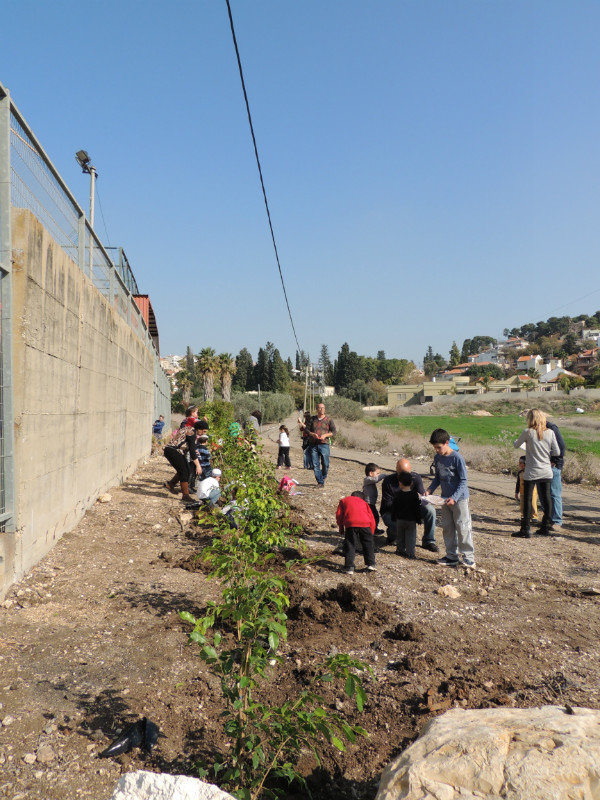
513, 408, 559, 538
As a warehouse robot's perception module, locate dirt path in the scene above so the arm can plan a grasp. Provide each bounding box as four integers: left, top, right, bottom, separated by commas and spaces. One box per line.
1, 433, 599, 800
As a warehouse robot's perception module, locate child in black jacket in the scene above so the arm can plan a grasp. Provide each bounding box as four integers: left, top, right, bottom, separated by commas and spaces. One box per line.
391, 471, 422, 559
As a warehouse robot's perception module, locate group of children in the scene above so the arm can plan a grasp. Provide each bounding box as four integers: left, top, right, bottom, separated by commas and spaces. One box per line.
163, 406, 222, 505
336, 428, 475, 575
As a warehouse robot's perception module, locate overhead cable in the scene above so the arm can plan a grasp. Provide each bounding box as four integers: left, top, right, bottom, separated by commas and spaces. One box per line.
225, 0, 302, 354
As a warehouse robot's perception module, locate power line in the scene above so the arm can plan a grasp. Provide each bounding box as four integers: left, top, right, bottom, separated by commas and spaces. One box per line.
224, 0, 302, 354
95, 184, 111, 247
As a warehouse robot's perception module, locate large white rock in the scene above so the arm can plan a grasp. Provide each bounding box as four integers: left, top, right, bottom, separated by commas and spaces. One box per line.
109, 770, 236, 800
376, 705, 600, 800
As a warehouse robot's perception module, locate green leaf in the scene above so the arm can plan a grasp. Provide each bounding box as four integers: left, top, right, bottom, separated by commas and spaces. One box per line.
345, 674, 356, 697
268, 631, 279, 651
331, 736, 346, 752
179, 611, 196, 624
356, 685, 366, 712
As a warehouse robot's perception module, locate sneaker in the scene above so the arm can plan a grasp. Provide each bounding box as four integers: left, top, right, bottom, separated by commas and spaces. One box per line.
422, 542, 440, 553
332, 545, 344, 555
511, 531, 532, 538
366, 565, 377, 572
342, 568, 354, 575
462, 559, 476, 568
437, 556, 459, 567
375, 528, 385, 535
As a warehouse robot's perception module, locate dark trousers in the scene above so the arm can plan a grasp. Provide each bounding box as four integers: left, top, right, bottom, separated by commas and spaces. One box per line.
164, 446, 189, 482
344, 527, 375, 569
277, 446, 291, 467
368, 503, 380, 527
521, 479, 552, 534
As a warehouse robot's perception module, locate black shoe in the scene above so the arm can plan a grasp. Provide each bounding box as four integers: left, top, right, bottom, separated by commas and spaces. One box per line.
537, 528, 558, 537
422, 542, 439, 553
511, 531, 532, 538
385, 538, 396, 546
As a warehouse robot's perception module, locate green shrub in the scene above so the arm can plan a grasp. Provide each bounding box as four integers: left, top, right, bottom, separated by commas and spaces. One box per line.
231, 392, 295, 425
322, 396, 364, 421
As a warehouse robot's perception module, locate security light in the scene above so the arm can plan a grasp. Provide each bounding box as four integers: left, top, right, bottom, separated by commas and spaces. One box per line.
75, 150, 92, 173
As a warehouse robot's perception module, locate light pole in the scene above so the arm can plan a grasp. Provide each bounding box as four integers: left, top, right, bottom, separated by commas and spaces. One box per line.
75, 150, 97, 275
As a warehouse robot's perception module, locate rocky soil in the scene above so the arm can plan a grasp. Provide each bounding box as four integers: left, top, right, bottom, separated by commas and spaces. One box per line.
1, 429, 599, 799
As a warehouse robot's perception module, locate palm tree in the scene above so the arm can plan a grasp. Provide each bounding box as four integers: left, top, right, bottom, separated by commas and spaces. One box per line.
178, 370, 193, 408
218, 353, 236, 402
197, 347, 219, 402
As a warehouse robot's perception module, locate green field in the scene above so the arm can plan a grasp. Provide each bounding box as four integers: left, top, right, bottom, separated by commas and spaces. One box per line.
371, 414, 600, 457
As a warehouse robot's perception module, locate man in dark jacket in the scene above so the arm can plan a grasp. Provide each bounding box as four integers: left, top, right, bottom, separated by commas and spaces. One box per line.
380, 458, 438, 552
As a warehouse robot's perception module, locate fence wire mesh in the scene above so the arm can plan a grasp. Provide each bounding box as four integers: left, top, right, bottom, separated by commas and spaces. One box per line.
0, 91, 172, 539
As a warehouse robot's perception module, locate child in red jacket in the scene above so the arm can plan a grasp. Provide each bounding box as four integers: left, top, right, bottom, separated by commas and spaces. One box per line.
336, 491, 376, 575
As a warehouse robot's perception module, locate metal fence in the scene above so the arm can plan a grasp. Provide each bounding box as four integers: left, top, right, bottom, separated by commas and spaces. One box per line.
0, 81, 171, 533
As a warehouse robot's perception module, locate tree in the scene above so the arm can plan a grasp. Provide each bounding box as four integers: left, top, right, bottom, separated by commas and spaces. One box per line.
271, 348, 290, 393
465, 364, 506, 380
178, 370, 193, 408
481, 375, 493, 393
318, 344, 334, 385
218, 353, 236, 402
233, 348, 254, 391
185, 345, 195, 373
197, 347, 220, 402
254, 347, 270, 391
334, 343, 361, 391
460, 339, 472, 362
423, 346, 446, 377
562, 333, 580, 355
469, 336, 496, 355
295, 350, 310, 370
449, 341, 461, 367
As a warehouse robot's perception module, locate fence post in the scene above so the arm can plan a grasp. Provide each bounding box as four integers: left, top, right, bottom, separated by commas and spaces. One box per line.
0, 86, 15, 533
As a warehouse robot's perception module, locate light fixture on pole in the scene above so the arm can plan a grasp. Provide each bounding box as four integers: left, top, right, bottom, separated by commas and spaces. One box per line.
76, 150, 98, 276
75, 149, 97, 228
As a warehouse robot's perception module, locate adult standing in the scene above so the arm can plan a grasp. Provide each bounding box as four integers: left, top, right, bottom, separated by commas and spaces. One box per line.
513, 408, 559, 538
152, 415, 165, 436
380, 459, 439, 552
543, 418, 565, 531
304, 402, 336, 487
298, 411, 313, 469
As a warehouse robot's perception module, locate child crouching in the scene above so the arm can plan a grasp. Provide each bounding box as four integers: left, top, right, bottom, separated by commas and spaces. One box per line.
335, 491, 376, 575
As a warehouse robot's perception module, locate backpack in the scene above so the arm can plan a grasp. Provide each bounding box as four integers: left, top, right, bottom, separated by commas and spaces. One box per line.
278, 475, 299, 495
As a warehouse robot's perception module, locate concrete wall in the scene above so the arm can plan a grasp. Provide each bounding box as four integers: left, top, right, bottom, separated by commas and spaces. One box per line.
0, 210, 156, 597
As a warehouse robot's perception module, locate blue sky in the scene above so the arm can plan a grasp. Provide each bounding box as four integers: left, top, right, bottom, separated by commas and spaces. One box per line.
3, 1, 600, 368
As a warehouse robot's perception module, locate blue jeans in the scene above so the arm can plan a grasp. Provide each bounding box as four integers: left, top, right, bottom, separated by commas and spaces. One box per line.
309, 443, 330, 485
539, 467, 563, 526
303, 446, 313, 469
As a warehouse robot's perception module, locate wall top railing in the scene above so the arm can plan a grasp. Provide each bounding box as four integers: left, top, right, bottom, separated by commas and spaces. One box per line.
2, 80, 156, 359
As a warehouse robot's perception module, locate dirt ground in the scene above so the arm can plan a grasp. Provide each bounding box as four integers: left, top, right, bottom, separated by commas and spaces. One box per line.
1, 430, 600, 800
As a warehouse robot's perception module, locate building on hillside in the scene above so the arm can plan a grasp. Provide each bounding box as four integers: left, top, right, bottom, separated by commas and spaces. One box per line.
499, 337, 529, 351
538, 368, 579, 385
386, 374, 557, 407
581, 329, 600, 342
468, 348, 502, 364
572, 348, 599, 378
516, 354, 542, 372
